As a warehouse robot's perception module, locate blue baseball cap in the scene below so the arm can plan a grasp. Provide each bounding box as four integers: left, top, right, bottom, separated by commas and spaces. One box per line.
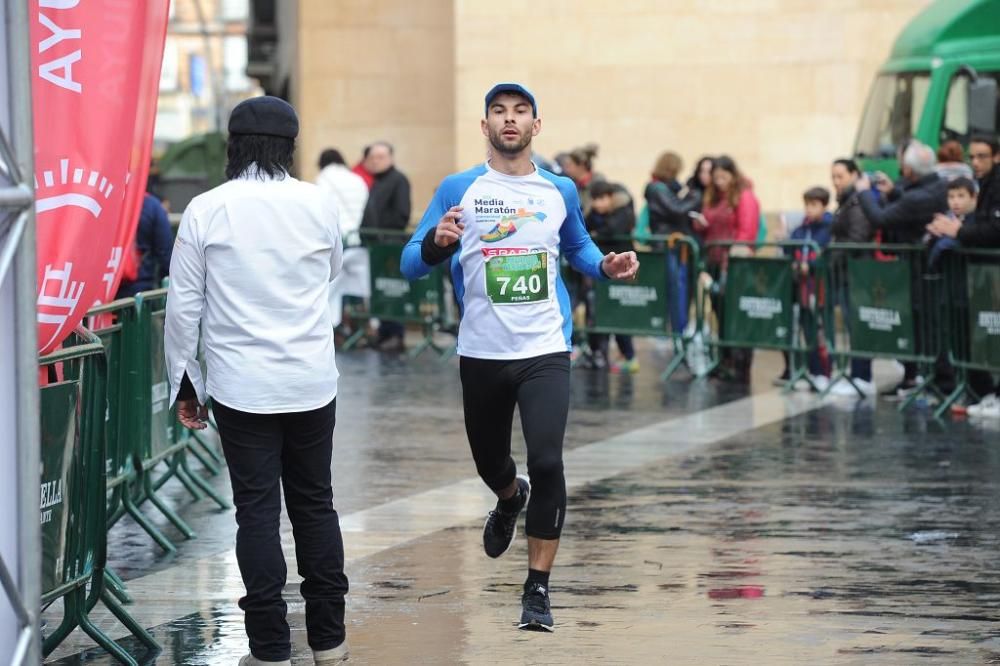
484, 83, 537, 118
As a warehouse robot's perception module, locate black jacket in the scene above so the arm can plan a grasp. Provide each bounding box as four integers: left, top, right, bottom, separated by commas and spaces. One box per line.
972, 163, 1000, 236
857, 173, 948, 244
959, 184, 1000, 247
645, 180, 699, 237
831, 186, 874, 244
361, 166, 411, 237
586, 185, 635, 255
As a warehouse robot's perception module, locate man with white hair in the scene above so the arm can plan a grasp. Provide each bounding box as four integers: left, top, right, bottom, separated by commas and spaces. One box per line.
856, 140, 948, 244
855, 139, 949, 399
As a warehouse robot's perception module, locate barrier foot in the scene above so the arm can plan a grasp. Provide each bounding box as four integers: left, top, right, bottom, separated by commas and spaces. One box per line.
121, 481, 177, 554
171, 455, 205, 502
142, 473, 196, 540
340, 327, 367, 351
407, 333, 437, 359
180, 450, 231, 510
898, 375, 937, 413
660, 350, 687, 382
934, 381, 966, 420
188, 435, 223, 475
74, 589, 139, 666
438, 343, 457, 362
101, 587, 160, 654
104, 568, 132, 605
42, 598, 77, 656
782, 365, 813, 394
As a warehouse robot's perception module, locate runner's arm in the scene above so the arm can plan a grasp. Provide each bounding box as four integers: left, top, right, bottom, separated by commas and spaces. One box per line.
401, 181, 459, 280
560, 187, 608, 280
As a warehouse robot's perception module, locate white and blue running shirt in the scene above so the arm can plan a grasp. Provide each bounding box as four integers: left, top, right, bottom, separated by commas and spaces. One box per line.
401, 162, 607, 360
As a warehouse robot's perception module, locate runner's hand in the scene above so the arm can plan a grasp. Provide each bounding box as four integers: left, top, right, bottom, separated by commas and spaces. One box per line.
434, 206, 465, 247
602, 251, 640, 280
177, 399, 208, 430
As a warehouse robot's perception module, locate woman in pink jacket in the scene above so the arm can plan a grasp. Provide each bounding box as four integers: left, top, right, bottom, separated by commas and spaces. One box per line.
696, 155, 760, 267
693, 155, 760, 383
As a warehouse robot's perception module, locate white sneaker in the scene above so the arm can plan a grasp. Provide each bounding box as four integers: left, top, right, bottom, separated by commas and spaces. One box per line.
968, 394, 1000, 419
314, 641, 350, 664
238, 656, 291, 666
830, 378, 876, 397
810, 375, 830, 392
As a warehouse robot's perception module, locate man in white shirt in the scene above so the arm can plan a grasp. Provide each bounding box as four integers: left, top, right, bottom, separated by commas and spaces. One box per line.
165, 96, 349, 666
316, 148, 370, 330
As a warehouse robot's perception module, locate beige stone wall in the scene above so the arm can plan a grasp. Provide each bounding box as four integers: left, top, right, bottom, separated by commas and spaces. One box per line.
296, 0, 455, 208
297, 0, 931, 220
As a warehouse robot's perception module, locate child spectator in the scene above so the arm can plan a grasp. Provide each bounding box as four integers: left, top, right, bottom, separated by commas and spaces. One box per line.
778, 186, 833, 389
585, 180, 638, 373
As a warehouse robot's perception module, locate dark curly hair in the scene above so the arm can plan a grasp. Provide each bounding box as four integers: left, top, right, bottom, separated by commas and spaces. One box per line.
225, 134, 295, 181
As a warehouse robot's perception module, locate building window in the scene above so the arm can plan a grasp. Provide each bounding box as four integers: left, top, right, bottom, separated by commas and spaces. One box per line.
219, 0, 249, 22
159, 38, 179, 92
224, 36, 251, 92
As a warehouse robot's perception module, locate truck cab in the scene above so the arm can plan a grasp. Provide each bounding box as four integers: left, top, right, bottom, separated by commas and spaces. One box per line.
854, 0, 1000, 177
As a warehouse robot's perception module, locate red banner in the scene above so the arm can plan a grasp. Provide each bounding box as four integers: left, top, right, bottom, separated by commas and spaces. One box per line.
30, 0, 170, 353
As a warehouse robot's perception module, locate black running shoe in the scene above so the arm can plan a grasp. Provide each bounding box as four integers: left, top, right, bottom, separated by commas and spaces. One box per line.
519, 582, 554, 632
483, 476, 530, 559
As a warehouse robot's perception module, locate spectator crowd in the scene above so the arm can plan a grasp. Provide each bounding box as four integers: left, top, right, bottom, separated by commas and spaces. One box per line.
309, 132, 1000, 420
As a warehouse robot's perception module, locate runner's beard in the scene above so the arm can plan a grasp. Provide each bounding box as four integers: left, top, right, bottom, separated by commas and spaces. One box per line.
488, 125, 532, 157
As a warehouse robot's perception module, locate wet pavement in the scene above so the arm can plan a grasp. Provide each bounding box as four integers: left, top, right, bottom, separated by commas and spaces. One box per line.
44, 343, 1000, 664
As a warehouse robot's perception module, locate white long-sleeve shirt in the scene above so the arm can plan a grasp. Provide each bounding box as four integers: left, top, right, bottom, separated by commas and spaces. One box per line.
164, 171, 343, 414
316, 163, 369, 246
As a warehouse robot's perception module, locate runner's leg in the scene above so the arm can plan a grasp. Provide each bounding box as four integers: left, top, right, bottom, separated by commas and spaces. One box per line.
460, 356, 518, 496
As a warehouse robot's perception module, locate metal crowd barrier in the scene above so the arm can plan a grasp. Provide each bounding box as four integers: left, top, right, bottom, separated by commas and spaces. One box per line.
931, 247, 1000, 417
698, 240, 824, 391
575, 233, 705, 380
340, 228, 453, 358
43, 291, 231, 662
40, 327, 158, 664
824, 243, 945, 410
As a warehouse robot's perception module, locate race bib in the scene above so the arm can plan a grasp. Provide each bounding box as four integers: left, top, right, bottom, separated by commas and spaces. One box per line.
485, 252, 549, 305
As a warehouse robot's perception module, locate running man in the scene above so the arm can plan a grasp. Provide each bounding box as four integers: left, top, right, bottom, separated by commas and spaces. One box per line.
401, 83, 639, 631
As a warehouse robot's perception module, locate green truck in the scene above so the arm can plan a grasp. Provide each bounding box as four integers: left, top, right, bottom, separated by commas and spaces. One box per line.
855, 0, 1000, 176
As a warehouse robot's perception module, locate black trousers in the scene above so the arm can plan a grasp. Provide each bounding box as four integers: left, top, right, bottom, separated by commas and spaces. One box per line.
213, 398, 348, 661
460, 352, 570, 540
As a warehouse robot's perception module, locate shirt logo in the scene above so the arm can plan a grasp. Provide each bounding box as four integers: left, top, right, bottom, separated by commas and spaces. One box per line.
480, 209, 547, 243
482, 247, 531, 258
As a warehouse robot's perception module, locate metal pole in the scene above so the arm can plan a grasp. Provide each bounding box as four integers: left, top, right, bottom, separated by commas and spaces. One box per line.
8, 0, 39, 663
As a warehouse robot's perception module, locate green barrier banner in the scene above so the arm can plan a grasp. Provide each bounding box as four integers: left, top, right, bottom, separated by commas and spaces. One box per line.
149, 310, 174, 457
723, 257, 793, 347
40, 381, 78, 594
847, 258, 915, 355
594, 251, 667, 335
369, 243, 442, 322
968, 262, 1000, 368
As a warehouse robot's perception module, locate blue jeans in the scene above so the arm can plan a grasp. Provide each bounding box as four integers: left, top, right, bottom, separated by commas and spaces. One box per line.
666, 250, 689, 334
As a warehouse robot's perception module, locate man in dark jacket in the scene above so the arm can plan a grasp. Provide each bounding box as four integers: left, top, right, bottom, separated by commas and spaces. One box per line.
856, 140, 948, 243
360, 141, 411, 236
116, 193, 173, 298
965, 133, 1000, 242
857, 140, 949, 397
359, 141, 412, 349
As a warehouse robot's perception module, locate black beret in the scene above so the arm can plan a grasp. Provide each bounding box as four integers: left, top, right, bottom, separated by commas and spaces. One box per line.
228, 96, 299, 139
